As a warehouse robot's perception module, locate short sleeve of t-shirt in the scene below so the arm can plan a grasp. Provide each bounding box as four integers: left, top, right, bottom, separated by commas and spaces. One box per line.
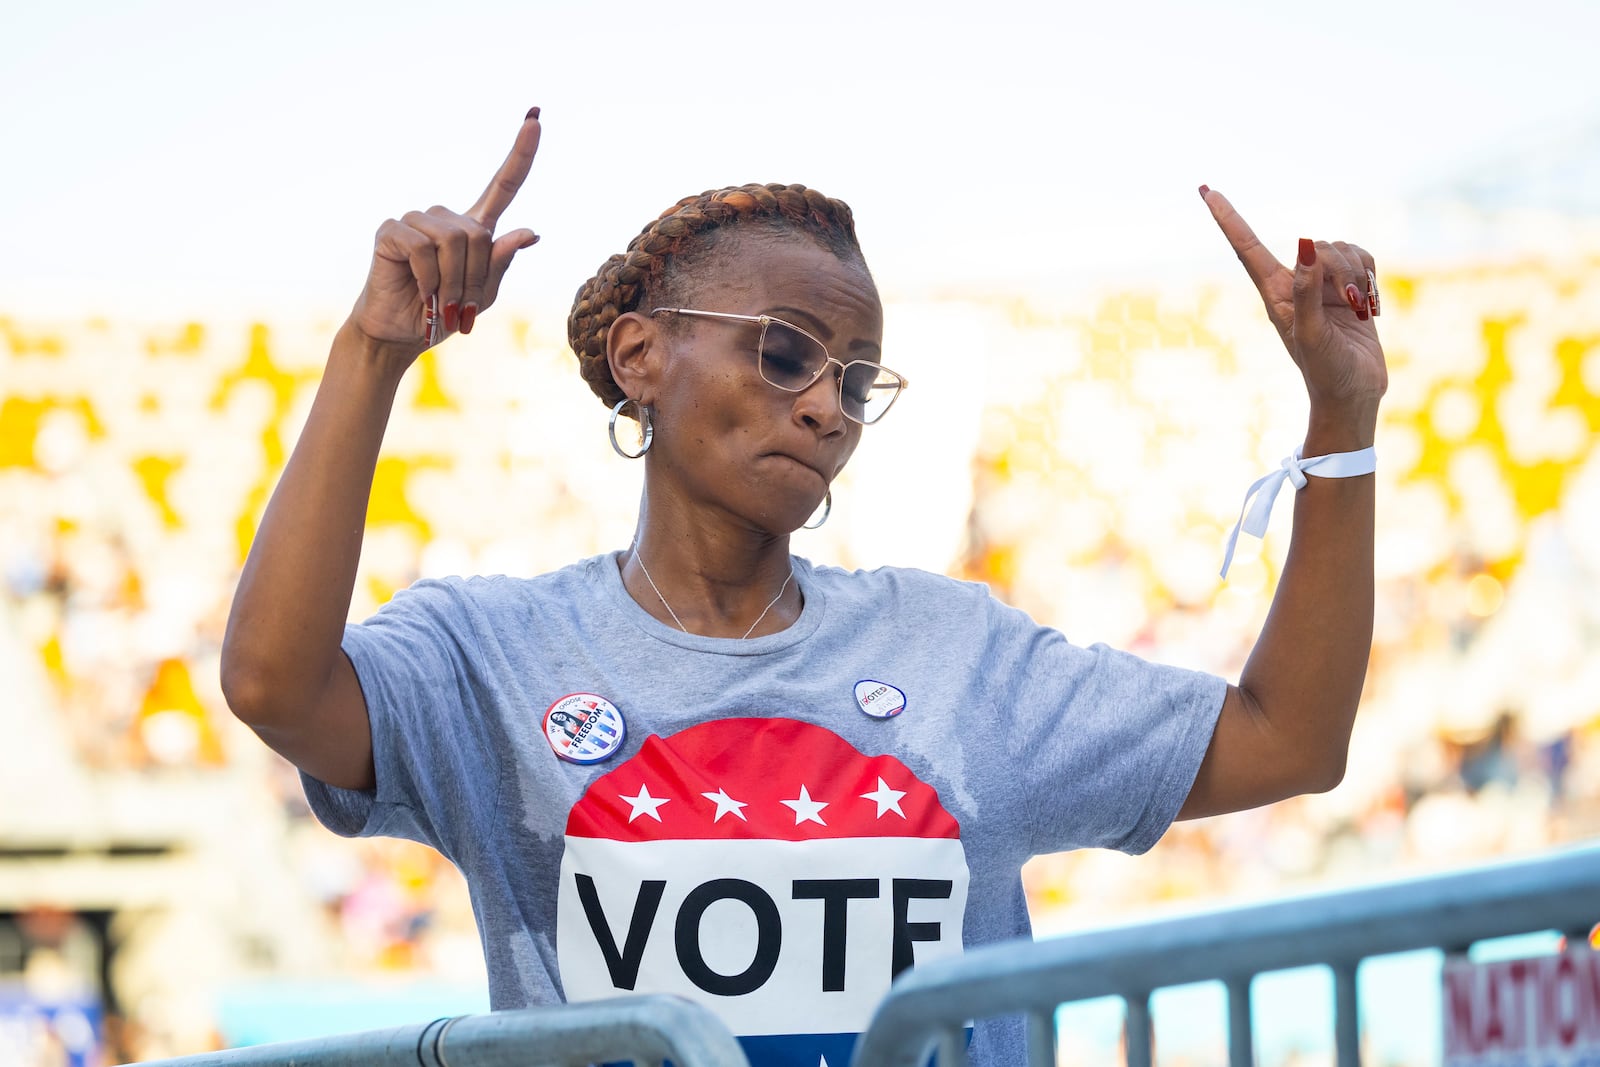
300, 578, 504, 864
977, 589, 1227, 858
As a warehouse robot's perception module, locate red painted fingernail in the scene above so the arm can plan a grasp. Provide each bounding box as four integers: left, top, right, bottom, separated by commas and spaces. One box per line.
1345, 284, 1369, 320
443, 301, 460, 333
526, 106, 541, 120
460, 304, 479, 334
1198, 184, 1210, 198
1298, 239, 1315, 267
1370, 291, 1381, 317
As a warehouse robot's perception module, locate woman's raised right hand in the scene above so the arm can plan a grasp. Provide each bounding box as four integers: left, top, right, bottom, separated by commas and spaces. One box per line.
348, 109, 542, 356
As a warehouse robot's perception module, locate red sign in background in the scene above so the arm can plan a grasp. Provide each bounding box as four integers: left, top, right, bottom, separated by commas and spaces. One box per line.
1444, 948, 1600, 1066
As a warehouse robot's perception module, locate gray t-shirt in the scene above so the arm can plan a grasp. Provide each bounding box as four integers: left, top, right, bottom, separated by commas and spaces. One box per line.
303, 552, 1226, 1066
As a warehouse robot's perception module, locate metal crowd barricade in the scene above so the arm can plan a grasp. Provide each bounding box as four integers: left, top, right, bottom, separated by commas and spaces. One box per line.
129, 994, 750, 1067
850, 845, 1600, 1067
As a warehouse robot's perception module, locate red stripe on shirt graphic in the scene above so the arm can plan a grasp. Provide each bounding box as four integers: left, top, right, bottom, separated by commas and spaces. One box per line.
556, 717, 970, 1065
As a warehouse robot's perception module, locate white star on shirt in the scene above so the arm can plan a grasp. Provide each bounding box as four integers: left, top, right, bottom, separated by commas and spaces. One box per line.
780, 785, 828, 826
620, 784, 670, 823
700, 788, 748, 822
860, 777, 907, 818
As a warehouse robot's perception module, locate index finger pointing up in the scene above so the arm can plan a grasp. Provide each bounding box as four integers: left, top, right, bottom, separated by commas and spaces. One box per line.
468, 109, 543, 229
1200, 186, 1284, 293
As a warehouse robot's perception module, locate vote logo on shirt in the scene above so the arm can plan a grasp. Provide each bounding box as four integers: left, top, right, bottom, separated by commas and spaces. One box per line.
556, 717, 970, 1067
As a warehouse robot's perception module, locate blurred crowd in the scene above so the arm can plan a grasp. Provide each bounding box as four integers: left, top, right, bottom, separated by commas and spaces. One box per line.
3, 250, 1600, 1062
962, 273, 1600, 923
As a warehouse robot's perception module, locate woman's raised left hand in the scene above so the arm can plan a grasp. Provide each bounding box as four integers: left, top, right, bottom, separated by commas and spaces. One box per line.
1200, 187, 1388, 436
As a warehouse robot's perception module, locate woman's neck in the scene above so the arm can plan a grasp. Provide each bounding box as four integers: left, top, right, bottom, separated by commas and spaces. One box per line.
620, 495, 801, 639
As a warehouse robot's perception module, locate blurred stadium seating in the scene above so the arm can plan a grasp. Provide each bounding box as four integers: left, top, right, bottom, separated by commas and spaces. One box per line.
3, 248, 1599, 1064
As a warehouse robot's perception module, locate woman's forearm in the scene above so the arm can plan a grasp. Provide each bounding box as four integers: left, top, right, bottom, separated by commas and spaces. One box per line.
220, 322, 412, 726
1236, 407, 1377, 792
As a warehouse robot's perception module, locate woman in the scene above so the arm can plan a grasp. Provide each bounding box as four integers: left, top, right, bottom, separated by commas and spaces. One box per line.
221, 109, 1385, 1065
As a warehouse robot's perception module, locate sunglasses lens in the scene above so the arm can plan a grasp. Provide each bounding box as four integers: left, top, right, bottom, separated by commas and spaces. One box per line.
842, 363, 902, 424
758, 321, 828, 390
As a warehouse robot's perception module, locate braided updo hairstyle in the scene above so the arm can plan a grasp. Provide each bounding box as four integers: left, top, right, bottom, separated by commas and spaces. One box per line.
567, 182, 872, 411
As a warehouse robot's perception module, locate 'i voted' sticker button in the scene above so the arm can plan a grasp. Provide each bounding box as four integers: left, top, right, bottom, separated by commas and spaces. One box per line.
854, 679, 906, 719
544, 693, 627, 764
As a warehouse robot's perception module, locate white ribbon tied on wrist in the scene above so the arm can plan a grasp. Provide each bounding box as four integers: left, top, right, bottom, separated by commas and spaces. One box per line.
1220, 445, 1377, 578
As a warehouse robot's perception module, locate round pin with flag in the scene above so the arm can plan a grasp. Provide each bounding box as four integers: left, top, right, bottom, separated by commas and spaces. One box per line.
543, 693, 627, 764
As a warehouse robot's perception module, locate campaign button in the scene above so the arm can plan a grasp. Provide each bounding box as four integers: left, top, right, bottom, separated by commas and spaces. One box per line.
544, 693, 627, 764
853, 680, 906, 719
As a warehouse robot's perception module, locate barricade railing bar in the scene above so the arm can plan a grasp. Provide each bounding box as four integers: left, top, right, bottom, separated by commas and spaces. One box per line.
126, 993, 751, 1067
847, 845, 1600, 1067
125, 848, 1599, 1067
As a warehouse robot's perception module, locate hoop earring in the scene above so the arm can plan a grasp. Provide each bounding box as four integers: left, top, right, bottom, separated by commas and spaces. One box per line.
608, 397, 653, 459
802, 489, 832, 530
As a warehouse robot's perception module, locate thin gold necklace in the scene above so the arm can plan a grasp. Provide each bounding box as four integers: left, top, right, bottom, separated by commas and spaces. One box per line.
632, 548, 795, 640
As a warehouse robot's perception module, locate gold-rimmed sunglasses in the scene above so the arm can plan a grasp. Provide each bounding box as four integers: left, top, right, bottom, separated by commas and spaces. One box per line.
651, 307, 908, 425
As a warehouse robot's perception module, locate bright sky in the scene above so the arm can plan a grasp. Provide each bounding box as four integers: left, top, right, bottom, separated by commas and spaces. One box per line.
4, 0, 1597, 321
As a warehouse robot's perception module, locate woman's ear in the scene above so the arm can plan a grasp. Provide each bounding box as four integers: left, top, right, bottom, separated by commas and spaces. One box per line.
606, 311, 659, 407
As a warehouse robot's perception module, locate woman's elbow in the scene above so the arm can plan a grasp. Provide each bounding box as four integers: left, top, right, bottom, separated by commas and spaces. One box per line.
219, 649, 269, 726
218, 635, 293, 728
1294, 736, 1351, 796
